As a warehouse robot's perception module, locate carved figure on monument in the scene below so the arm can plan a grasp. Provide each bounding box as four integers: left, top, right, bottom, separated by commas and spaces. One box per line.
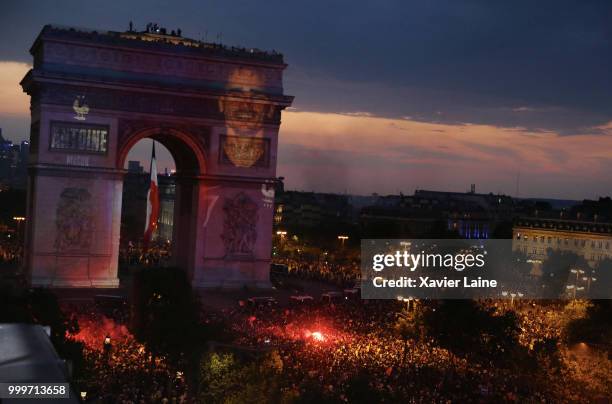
54, 187, 94, 251
221, 192, 259, 256
72, 96, 89, 121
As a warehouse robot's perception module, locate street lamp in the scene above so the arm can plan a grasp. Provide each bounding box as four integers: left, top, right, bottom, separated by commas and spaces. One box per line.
566, 284, 577, 299
338, 235, 348, 247
569, 268, 586, 298
582, 276, 596, 293
12, 216, 25, 245
276, 230, 287, 251
501, 290, 523, 305
402, 297, 416, 312
570, 268, 585, 283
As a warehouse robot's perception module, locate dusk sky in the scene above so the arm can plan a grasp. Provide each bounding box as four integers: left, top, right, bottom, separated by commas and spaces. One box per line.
1, 1, 611, 199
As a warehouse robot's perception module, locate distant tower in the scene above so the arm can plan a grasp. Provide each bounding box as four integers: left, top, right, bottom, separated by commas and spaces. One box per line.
470, 184, 476, 194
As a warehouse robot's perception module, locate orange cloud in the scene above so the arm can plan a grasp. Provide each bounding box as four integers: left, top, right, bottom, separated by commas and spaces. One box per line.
279, 111, 612, 198
0, 61, 30, 116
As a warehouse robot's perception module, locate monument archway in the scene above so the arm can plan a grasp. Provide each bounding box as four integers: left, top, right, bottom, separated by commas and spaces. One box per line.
20, 25, 293, 288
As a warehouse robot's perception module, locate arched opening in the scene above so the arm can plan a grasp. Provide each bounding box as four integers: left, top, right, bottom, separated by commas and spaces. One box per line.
117, 129, 205, 280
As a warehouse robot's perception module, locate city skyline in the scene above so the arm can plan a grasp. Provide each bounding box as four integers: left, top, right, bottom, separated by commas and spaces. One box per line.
1, 1, 611, 199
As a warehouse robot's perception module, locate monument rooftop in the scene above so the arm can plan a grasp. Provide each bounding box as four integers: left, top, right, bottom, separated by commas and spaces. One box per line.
32, 24, 286, 66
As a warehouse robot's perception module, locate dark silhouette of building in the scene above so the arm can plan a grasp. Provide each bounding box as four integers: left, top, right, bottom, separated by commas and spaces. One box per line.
359, 189, 517, 239
0, 129, 29, 190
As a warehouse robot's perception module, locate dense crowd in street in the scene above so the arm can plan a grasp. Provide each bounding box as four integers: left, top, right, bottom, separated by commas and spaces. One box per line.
218, 298, 603, 402
63, 302, 192, 403
0, 242, 22, 265
118, 242, 172, 268
274, 256, 360, 288
52, 286, 611, 402
0, 243, 590, 402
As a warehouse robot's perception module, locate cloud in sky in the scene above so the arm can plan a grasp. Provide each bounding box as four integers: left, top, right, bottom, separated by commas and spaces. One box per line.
278, 111, 612, 199
0, 1, 610, 198
1, 0, 611, 133
0, 61, 30, 140
0, 62, 30, 116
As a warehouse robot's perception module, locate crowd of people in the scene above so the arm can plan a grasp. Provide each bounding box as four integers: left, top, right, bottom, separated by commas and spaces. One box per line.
26, 246, 605, 402
118, 242, 172, 268
63, 302, 192, 403
51, 283, 610, 402
0, 241, 22, 266
214, 297, 602, 403
274, 256, 360, 288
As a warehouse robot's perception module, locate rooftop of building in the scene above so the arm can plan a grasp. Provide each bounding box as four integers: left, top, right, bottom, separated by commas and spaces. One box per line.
515, 216, 612, 235
35, 24, 285, 65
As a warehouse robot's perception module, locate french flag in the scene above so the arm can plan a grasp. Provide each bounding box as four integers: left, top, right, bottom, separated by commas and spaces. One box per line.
143, 141, 159, 250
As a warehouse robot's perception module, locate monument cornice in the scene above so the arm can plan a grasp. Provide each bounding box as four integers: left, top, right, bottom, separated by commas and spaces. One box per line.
23, 70, 293, 106
32, 25, 287, 67
28, 163, 126, 180
22, 75, 291, 124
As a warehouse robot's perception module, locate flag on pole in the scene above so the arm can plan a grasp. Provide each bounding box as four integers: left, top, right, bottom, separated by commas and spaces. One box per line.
143, 141, 159, 250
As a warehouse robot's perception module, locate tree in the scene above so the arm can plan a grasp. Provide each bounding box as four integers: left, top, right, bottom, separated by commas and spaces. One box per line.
540, 250, 589, 298
131, 267, 203, 363
565, 300, 612, 352
199, 351, 289, 404
591, 258, 612, 299
531, 337, 562, 373
422, 300, 523, 364
394, 306, 423, 369
345, 369, 386, 403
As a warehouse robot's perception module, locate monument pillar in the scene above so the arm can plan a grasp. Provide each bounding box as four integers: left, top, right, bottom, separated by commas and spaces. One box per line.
26, 165, 123, 288
190, 177, 276, 288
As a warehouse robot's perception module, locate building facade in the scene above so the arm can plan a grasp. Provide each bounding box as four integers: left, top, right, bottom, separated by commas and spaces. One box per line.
512, 217, 612, 269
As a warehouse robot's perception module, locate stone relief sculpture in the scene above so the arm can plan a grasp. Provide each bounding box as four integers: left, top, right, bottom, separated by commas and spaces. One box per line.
54, 187, 94, 252
221, 192, 259, 257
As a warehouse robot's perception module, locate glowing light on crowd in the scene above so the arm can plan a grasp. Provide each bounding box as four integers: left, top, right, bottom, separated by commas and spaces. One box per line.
311, 331, 325, 341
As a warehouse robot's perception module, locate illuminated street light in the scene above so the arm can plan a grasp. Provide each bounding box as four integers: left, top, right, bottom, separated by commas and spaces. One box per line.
566, 284, 578, 299
569, 268, 587, 297
276, 231, 287, 252
80, 391, 87, 400
502, 290, 522, 305
338, 235, 349, 247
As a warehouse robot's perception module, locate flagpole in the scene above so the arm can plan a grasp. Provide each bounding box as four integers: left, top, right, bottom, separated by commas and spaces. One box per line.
150, 140, 156, 173
144, 140, 159, 252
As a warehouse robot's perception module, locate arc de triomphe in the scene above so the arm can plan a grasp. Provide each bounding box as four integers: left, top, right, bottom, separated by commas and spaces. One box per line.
20, 25, 293, 288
